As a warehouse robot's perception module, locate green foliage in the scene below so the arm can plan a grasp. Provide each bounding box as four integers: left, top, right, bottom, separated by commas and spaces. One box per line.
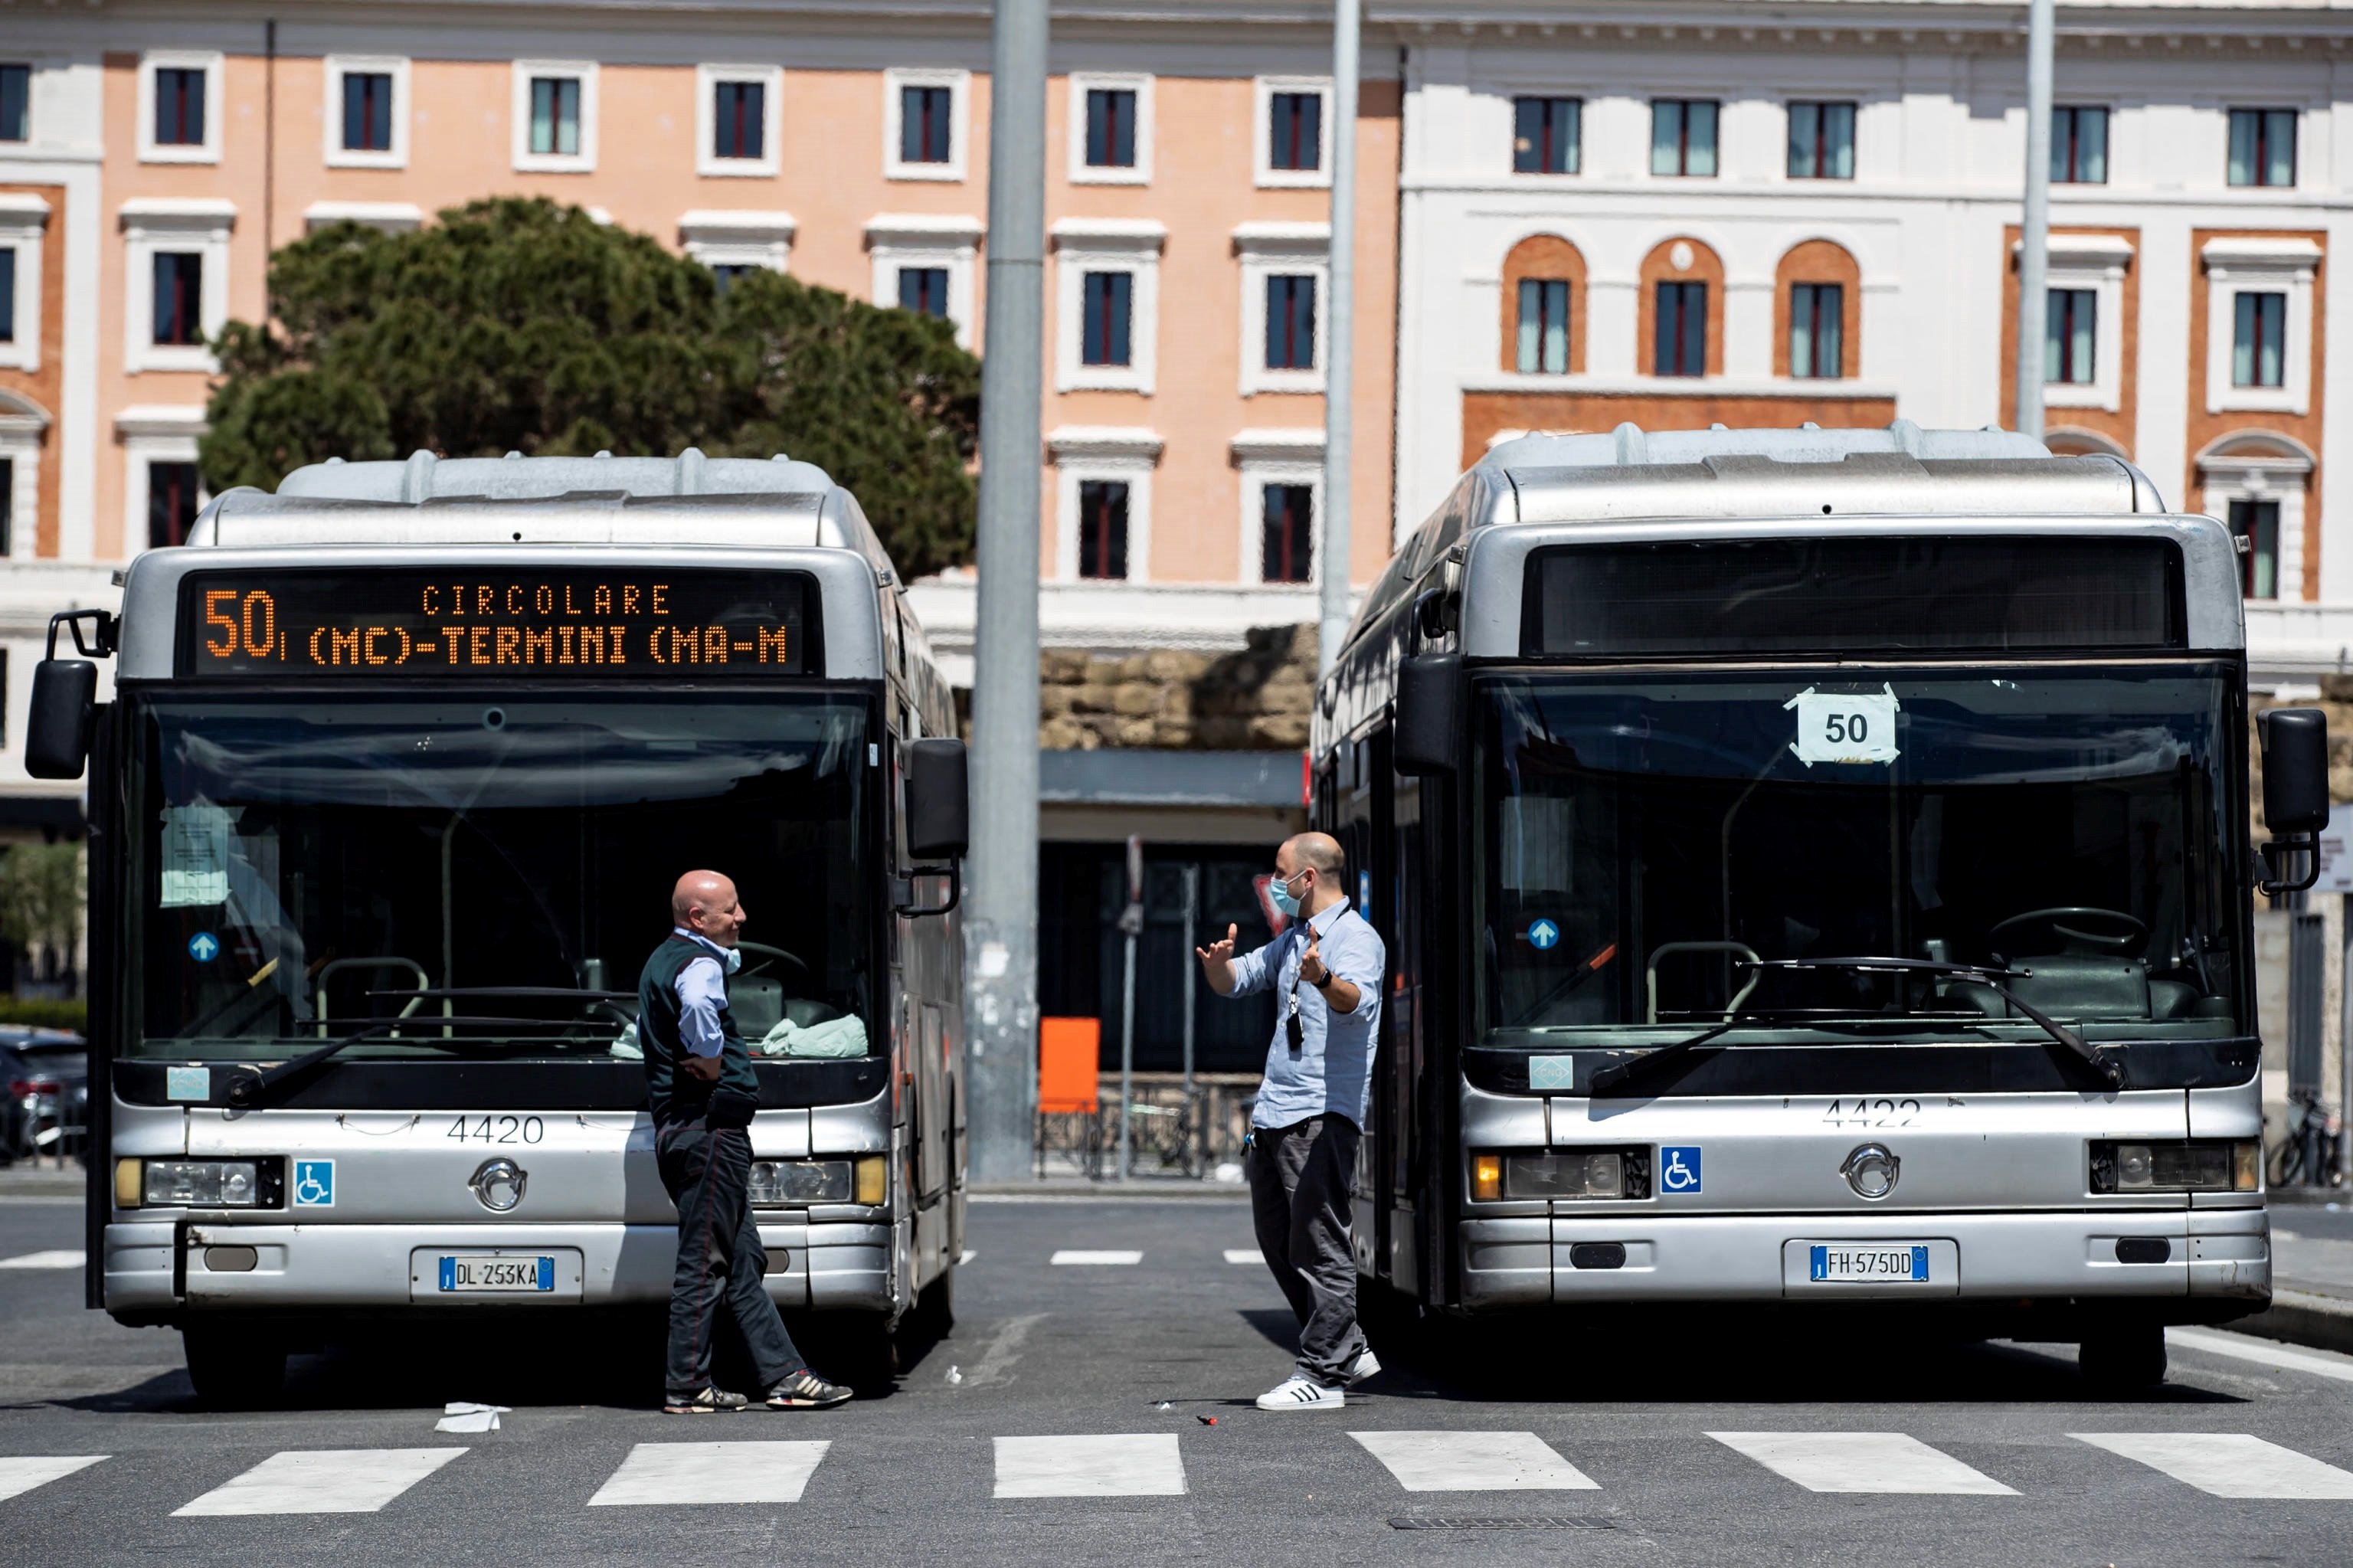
0, 842, 83, 977
201, 198, 980, 578
0, 997, 86, 1031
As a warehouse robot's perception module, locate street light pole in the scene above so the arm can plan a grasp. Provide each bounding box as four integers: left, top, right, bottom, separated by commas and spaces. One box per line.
965, 0, 1049, 1182
2016, 0, 2054, 440
1317, 0, 1360, 679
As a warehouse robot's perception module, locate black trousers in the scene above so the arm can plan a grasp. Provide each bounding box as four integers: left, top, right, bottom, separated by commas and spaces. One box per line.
1248, 1115, 1367, 1386
655, 1114, 806, 1399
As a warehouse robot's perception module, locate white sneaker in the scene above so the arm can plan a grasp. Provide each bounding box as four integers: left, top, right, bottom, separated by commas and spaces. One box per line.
1341, 1347, 1381, 1386
1256, 1374, 1344, 1411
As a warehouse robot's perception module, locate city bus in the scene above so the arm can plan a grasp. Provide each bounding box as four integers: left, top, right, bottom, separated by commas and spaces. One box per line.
27, 450, 970, 1404
1315, 422, 2330, 1389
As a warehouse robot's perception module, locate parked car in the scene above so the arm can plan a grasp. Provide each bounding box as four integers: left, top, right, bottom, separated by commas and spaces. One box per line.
0, 1030, 89, 1164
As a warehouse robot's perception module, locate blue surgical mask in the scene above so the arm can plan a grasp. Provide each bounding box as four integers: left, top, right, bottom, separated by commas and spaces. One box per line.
722, 945, 743, 974
1270, 873, 1302, 918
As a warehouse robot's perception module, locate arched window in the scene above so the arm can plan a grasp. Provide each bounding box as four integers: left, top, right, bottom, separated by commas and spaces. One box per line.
1772, 240, 1862, 380
1499, 235, 1585, 375
2196, 430, 2315, 601
1636, 237, 1724, 378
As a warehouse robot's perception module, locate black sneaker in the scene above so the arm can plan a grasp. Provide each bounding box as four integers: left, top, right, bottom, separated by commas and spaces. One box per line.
764, 1371, 853, 1409
663, 1386, 750, 1415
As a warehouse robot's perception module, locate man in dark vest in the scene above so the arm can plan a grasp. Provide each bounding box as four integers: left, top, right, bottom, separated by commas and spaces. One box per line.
641, 869, 850, 1413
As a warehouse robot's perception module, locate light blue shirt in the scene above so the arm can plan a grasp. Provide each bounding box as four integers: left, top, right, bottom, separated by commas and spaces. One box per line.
1226, 899, 1385, 1131
671, 926, 731, 1059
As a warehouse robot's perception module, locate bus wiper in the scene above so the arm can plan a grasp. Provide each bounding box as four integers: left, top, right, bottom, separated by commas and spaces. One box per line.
227, 1007, 632, 1107
1586, 1008, 1813, 1096
1746, 957, 2125, 1089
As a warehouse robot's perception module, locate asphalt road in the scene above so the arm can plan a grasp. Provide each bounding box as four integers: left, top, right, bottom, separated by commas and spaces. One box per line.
5, 1193, 2353, 1566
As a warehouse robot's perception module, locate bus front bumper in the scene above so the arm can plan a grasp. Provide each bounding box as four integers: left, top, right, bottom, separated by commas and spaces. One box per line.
1458, 1206, 2270, 1311
103, 1219, 892, 1318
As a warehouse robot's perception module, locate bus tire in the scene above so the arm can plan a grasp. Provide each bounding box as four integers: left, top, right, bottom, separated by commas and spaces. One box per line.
835, 1311, 901, 1396
2077, 1324, 2166, 1393
182, 1321, 287, 1409
912, 1266, 954, 1340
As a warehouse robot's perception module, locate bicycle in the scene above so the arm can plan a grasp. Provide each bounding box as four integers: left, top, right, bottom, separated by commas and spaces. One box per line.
2268, 1087, 2343, 1189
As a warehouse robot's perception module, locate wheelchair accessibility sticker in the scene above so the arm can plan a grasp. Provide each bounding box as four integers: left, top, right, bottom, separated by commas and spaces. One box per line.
293, 1159, 335, 1209
1661, 1146, 1703, 1194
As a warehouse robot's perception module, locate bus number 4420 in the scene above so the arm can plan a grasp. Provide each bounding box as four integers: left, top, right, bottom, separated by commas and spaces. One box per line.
447, 1115, 545, 1144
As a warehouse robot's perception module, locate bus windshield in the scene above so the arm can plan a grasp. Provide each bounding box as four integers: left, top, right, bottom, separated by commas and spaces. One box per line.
130, 692, 878, 1062
1475, 663, 2244, 1048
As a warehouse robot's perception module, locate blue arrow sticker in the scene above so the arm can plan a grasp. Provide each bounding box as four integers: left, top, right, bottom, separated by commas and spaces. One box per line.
187, 931, 220, 963
1527, 918, 1561, 951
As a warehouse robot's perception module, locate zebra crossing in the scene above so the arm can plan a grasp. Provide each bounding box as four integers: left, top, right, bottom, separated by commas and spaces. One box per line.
8, 1429, 2353, 1516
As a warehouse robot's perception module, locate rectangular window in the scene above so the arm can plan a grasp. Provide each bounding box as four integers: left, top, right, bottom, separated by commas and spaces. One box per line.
342, 71, 394, 152
898, 267, 950, 318
1789, 283, 1844, 379
0, 64, 28, 143
1264, 275, 1317, 370
2227, 108, 2297, 188
1650, 100, 1718, 177
1269, 91, 1322, 172
2045, 287, 2096, 385
901, 85, 953, 165
1076, 480, 1130, 581
155, 67, 206, 147
2051, 106, 2108, 185
1080, 271, 1133, 368
1516, 278, 1569, 374
2230, 499, 2279, 599
149, 461, 200, 550
1262, 483, 1314, 584
1512, 97, 1580, 175
1085, 88, 1137, 169
0, 248, 13, 344
2233, 291, 2286, 388
1787, 101, 1856, 179
529, 77, 581, 156
710, 264, 754, 297
152, 253, 203, 347
1653, 280, 1707, 377
712, 80, 765, 162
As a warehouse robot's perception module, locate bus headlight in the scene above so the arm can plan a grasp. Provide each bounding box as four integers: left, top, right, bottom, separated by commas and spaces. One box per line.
1471, 1154, 1503, 1202
142, 1160, 262, 1206
2090, 1141, 2259, 1193
853, 1154, 888, 1206
746, 1160, 853, 1206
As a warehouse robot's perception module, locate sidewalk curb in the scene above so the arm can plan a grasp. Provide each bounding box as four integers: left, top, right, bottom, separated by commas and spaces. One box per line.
2230, 1290, 2353, 1358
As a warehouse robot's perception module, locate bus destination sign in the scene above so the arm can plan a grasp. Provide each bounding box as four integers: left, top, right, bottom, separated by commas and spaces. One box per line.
176, 569, 816, 678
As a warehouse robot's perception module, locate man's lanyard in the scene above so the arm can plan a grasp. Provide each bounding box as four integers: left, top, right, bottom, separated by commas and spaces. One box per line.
1284, 921, 1311, 1056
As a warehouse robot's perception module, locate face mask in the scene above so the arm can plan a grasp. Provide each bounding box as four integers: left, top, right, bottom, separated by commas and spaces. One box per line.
1270, 873, 1303, 918
722, 945, 743, 974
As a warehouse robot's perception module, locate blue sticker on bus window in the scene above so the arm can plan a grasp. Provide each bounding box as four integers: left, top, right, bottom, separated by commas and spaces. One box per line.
1661, 1145, 1703, 1194
292, 1159, 335, 1208
1359, 869, 1372, 912
165, 1066, 209, 1102
1527, 918, 1560, 951
1528, 1056, 1575, 1092
187, 931, 221, 963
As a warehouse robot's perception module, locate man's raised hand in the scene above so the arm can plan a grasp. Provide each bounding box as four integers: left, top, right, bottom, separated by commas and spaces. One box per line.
1197, 923, 1240, 995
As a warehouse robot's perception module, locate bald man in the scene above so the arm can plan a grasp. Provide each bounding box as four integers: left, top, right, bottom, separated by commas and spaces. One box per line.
640, 871, 849, 1414
1197, 831, 1386, 1410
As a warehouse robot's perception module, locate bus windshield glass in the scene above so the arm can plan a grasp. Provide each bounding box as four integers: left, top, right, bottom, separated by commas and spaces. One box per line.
131, 692, 876, 1062
1475, 663, 2243, 1047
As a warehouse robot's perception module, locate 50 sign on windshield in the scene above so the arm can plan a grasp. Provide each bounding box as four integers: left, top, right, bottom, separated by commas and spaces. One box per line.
202, 589, 280, 659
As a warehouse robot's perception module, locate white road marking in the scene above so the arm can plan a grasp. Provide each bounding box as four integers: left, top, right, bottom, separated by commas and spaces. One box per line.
174, 1448, 466, 1516
0, 1251, 83, 1270
960, 1250, 977, 1265
2170, 1327, 2353, 1386
2273, 1229, 2302, 1241
993, 1434, 1184, 1498
1709, 1432, 2017, 1494
2073, 1432, 2353, 1498
587, 1441, 830, 1506
1223, 1249, 1260, 1265
0, 1455, 105, 1503
1049, 1250, 1141, 1265
1351, 1431, 1598, 1491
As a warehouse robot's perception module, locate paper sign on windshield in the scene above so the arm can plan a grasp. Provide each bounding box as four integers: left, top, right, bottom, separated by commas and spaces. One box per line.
1785, 686, 1900, 768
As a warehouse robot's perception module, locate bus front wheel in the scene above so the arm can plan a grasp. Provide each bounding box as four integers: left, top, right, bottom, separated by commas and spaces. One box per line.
2077, 1324, 2167, 1393
182, 1321, 287, 1409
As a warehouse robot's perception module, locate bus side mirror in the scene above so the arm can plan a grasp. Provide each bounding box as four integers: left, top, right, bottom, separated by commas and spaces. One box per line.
1394, 653, 1461, 777
2258, 707, 2329, 895
897, 738, 967, 919
25, 660, 97, 781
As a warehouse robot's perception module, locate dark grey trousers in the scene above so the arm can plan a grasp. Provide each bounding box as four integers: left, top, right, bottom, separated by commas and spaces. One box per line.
655, 1115, 807, 1399
1248, 1115, 1367, 1387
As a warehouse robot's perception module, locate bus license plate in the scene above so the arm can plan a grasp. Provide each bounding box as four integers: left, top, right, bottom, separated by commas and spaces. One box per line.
438, 1253, 555, 1292
1810, 1243, 1930, 1283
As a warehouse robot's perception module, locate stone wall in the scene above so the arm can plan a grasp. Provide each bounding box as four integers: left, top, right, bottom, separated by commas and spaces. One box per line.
1011, 625, 1319, 751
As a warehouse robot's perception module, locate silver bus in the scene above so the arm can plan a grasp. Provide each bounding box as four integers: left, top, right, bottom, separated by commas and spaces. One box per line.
1314, 422, 2330, 1389
28, 450, 969, 1404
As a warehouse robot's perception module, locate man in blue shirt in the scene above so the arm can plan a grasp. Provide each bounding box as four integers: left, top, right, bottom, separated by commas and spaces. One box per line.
639, 870, 849, 1415
1197, 832, 1386, 1410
